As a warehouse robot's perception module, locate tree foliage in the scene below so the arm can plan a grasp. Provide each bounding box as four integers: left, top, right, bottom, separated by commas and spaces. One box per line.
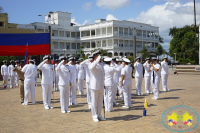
155, 44, 164, 57
169, 25, 199, 64
140, 46, 150, 60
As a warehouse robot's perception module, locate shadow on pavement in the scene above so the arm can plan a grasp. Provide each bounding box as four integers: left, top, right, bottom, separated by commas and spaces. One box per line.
107, 114, 142, 121
159, 97, 180, 100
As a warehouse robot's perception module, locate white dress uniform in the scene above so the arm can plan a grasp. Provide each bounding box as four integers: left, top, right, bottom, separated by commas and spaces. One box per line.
80, 59, 92, 109
38, 59, 54, 109
1, 64, 8, 87
111, 62, 121, 105
56, 60, 70, 113
89, 55, 104, 120
143, 61, 152, 93
161, 60, 169, 91
21, 63, 37, 105
121, 63, 132, 107
34, 64, 38, 86
77, 63, 85, 94
134, 62, 143, 95
118, 64, 124, 99
15, 64, 19, 86
54, 63, 59, 91
8, 64, 15, 88
69, 63, 77, 105
150, 63, 161, 100
103, 60, 120, 112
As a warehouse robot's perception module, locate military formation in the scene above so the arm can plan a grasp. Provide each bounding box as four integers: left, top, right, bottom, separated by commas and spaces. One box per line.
1, 50, 169, 122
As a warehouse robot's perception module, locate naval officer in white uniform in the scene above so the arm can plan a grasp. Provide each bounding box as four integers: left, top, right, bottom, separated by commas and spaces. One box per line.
15, 60, 20, 87
89, 50, 106, 122
38, 55, 54, 109
56, 56, 71, 113
149, 57, 161, 100
117, 59, 124, 99
69, 57, 77, 105
21, 60, 37, 105
103, 57, 120, 112
80, 56, 94, 109
161, 57, 169, 91
121, 58, 132, 108
77, 58, 84, 94
111, 57, 120, 105
143, 57, 152, 94
1, 60, 8, 88
134, 57, 143, 95
54, 59, 59, 91
8, 60, 15, 88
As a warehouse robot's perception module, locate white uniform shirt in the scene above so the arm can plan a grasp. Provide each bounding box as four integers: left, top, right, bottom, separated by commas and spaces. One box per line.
76, 64, 79, 79
8, 65, 15, 76
38, 60, 54, 85
118, 64, 124, 82
104, 64, 119, 86
112, 62, 121, 84
89, 56, 104, 90
134, 62, 143, 77
54, 64, 59, 76
1, 65, 8, 75
56, 60, 70, 86
161, 61, 169, 75
77, 64, 85, 79
121, 65, 132, 81
143, 61, 151, 76
80, 59, 91, 83
69, 64, 76, 83
22, 64, 37, 79
150, 63, 161, 78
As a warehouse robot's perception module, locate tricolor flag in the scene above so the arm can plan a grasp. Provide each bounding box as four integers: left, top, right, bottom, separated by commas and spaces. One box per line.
52, 56, 56, 65
0, 33, 50, 56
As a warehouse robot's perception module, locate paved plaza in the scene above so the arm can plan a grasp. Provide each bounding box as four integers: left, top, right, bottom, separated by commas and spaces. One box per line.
0, 69, 200, 133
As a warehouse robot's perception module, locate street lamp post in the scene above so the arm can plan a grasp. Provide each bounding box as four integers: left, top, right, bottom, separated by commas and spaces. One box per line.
38, 15, 45, 32
174, 53, 177, 61
63, 49, 66, 56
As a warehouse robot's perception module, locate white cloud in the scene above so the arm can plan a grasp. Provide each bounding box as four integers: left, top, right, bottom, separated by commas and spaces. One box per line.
106, 14, 118, 21
96, 0, 130, 10
71, 17, 90, 26
82, 2, 92, 10
82, 20, 90, 25
131, 2, 200, 50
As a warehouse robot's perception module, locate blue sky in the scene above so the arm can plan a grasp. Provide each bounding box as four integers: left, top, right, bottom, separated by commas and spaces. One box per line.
1, 0, 200, 51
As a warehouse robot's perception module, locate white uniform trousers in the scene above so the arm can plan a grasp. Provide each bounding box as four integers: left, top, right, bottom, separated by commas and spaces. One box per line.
15, 74, 19, 86
86, 82, 91, 109
41, 84, 53, 107
104, 86, 114, 112
24, 79, 35, 105
91, 89, 104, 119
151, 77, 160, 99
112, 83, 118, 104
69, 82, 77, 104
118, 82, 123, 99
2, 75, 8, 86
35, 75, 37, 86
78, 78, 84, 93
161, 74, 168, 91
135, 77, 143, 94
59, 85, 70, 112
10, 75, 15, 88
55, 76, 59, 90
123, 81, 132, 107
144, 76, 151, 93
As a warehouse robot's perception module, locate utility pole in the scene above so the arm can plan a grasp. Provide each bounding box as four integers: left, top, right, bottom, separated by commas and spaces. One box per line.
194, 0, 197, 42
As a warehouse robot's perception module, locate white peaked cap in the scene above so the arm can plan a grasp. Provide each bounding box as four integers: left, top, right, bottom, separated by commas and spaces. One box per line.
104, 58, 112, 62
122, 58, 130, 63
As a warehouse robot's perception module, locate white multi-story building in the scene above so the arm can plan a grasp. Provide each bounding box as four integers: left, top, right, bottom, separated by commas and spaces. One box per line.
17, 11, 159, 58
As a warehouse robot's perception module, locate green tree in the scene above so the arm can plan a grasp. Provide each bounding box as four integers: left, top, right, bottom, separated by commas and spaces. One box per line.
169, 25, 199, 64
78, 45, 85, 57
169, 27, 178, 37
155, 44, 164, 60
140, 46, 150, 60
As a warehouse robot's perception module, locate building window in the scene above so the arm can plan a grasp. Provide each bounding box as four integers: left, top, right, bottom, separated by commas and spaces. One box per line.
0, 22, 4, 27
